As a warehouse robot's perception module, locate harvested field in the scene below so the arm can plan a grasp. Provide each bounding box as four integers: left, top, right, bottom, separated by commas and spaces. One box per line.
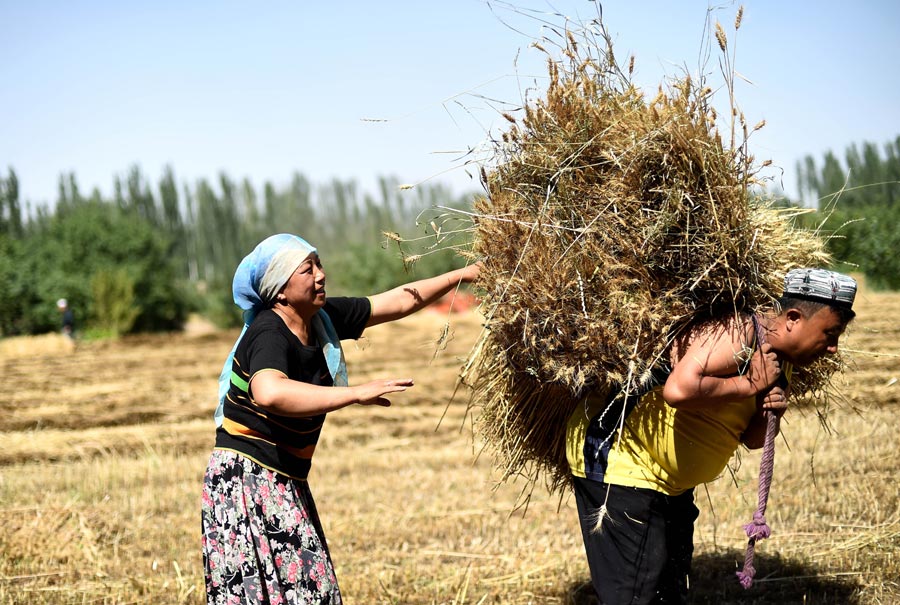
1, 288, 898, 604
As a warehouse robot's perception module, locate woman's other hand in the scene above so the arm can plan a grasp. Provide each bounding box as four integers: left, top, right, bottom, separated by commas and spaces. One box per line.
352, 378, 415, 406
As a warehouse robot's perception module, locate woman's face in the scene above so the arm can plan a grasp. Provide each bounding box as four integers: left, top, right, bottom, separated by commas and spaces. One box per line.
279, 254, 326, 313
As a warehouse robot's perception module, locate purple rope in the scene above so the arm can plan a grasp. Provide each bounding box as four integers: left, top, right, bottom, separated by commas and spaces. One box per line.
736, 315, 780, 589
735, 411, 778, 588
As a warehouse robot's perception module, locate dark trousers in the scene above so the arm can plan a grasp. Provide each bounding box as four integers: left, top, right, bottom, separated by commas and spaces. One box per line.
573, 476, 699, 605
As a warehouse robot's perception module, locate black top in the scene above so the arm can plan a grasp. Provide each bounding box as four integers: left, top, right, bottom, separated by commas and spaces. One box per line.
215, 297, 371, 479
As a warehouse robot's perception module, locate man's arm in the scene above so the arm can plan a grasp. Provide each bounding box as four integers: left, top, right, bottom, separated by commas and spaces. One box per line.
662, 318, 782, 409
740, 382, 790, 449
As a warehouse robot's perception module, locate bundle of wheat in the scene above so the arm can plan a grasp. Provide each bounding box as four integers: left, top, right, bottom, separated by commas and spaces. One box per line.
456, 20, 836, 493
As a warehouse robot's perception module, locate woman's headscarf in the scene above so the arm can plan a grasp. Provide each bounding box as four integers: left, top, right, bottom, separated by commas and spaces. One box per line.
214, 233, 348, 426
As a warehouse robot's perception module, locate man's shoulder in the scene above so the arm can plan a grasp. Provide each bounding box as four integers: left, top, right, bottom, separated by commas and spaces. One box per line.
673, 313, 755, 358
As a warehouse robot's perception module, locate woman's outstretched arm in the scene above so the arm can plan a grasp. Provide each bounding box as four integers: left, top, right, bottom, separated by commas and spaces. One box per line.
366, 263, 480, 327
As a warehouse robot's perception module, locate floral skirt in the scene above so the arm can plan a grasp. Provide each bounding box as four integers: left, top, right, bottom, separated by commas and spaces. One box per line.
201, 449, 342, 604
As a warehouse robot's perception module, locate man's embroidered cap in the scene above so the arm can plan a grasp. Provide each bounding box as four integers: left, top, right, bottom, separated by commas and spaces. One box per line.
783, 268, 857, 309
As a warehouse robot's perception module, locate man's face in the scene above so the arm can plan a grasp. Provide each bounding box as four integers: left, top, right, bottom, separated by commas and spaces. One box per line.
785, 306, 848, 366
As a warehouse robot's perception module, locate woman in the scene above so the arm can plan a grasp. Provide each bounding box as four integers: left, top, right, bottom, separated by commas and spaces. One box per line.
201, 233, 479, 604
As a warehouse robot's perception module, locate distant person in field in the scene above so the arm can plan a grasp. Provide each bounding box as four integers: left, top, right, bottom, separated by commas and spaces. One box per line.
201, 233, 480, 604
56, 298, 75, 340
566, 268, 857, 604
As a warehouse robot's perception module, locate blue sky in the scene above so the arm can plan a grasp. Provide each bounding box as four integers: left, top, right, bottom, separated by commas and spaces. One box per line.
2, 1, 899, 208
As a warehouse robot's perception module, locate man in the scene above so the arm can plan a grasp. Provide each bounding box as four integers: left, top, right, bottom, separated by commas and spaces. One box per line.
57, 298, 75, 340
566, 268, 857, 604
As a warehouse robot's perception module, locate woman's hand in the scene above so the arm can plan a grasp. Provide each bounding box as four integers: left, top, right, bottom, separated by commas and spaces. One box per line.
352, 378, 414, 406
459, 261, 482, 284
251, 372, 414, 416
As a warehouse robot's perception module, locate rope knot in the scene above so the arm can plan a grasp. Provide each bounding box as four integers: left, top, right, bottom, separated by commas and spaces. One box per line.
735, 566, 756, 589
743, 511, 771, 540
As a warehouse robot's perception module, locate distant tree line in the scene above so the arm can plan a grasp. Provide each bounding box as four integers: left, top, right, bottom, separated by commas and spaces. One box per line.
0, 166, 475, 337
792, 135, 900, 289
2, 135, 896, 337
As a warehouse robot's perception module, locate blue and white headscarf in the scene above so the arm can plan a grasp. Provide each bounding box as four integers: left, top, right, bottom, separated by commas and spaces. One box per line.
214, 233, 348, 426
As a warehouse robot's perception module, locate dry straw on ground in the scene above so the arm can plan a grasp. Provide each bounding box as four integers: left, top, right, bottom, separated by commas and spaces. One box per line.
439, 9, 837, 493
2, 297, 897, 603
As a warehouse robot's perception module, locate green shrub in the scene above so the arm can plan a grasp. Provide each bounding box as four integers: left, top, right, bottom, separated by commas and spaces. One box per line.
90, 268, 141, 336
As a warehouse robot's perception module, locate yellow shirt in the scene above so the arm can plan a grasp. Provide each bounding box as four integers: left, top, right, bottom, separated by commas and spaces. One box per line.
602, 387, 756, 495
566, 365, 791, 496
